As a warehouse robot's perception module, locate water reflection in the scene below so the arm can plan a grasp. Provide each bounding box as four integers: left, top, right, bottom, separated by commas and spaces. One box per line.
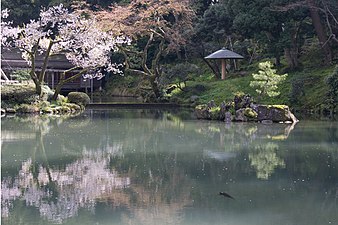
1, 111, 337, 225
2, 154, 130, 223
249, 142, 285, 180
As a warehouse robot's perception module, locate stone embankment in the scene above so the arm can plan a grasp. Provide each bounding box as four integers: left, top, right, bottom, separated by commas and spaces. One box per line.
195, 94, 298, 124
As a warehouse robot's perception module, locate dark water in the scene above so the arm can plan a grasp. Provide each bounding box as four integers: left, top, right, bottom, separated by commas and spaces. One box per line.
1, 109, 337, 225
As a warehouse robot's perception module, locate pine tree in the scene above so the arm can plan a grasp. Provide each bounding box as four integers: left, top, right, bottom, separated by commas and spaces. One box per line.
250, 61, 288, 99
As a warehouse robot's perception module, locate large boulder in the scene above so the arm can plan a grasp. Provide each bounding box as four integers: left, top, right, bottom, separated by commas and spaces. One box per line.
195, 101, 220, 120
254, 105, 298, 123
195, 104, 210, 119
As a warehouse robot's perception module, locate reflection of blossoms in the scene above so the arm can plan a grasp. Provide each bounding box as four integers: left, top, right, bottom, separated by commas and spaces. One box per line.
1, 146, 130, 224
1, 178, 21, 218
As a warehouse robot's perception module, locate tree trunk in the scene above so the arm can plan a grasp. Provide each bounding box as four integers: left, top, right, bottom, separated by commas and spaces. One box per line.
52, 82, 63, 101
149, 76, 161, 100
284, 48, 299, 70
307, 0, 332, 64
33, 79, 42, 96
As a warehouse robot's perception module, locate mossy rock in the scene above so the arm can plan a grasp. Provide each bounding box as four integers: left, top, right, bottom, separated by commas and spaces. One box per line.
195, 104, 210, 119
41, 107, 54, 114
244, 108, 258, 119
67, 92, 90, 106
60, 106, 71, 114
255, 105, 297, 122
209, 106, 221, 120
17, 104, 40, 114
63, 103, 82, 112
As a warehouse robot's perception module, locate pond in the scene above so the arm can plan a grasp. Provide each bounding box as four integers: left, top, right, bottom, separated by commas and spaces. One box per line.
1, 109, 337, 225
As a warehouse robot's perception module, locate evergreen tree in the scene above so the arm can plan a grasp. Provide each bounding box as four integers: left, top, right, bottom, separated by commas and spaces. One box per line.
250, 61, 288, 98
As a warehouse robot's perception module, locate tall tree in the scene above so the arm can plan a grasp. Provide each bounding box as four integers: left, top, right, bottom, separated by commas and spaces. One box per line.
307, 0, 332, 64
273, 0, 338, 65
228, 0, 287, 66
94, 0, 195, 100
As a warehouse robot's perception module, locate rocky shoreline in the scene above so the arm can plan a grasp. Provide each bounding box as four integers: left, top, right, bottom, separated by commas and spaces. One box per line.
195, 94, 298, 124
1, 84, 90, 117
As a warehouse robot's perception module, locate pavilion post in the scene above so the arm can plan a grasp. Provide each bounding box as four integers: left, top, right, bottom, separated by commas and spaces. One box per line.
221, 59, 226, 80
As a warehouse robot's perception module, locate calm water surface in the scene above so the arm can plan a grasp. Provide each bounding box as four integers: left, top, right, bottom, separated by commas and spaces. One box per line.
1, 109, 337, 225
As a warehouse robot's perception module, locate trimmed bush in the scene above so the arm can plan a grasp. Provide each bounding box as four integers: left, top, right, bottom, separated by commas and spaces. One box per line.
1, 84, 37, 105
67, 92, 90, 106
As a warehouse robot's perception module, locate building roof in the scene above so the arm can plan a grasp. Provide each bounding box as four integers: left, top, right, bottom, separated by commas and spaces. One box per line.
1, 48, 76, 72
205, 47, 244, 59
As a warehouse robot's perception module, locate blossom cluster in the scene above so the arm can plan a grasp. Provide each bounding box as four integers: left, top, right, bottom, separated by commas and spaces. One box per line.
1, 4, 128, 78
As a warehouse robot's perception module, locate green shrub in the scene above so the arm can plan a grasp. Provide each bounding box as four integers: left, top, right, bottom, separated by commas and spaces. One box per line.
1, 84, 37, 105
10, 69, 31, 81
67, 92, 90, 106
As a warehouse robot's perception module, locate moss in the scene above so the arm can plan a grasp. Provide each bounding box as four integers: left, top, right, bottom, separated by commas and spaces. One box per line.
209, 106, 220, 120
267, 105, 287, 110
195, 104, 207, 110
244, 107, 258, 118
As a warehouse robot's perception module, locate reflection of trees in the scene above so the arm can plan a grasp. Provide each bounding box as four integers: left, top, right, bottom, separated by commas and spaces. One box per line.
1, 111, 194, 224
110, 150, 193, 224
249, 142, 285, 180
1, 149, 130, 223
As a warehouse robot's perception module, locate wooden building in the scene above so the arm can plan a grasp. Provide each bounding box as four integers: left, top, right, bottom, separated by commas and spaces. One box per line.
1, 48, 102, 93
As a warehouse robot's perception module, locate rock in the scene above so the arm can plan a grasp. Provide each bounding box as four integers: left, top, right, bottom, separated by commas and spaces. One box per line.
195, 104, 210, 119
190, 95, 199, 103
5, 108, 16, 114
234, 94, 253, 110
224, 112, 233, 123
255, 105, 297, 123
209, 106, 221, 120
41, 107, 53, 114
207, 100, 216, 108
261, 120, 273, 125
16, 104, 40, 113
220, 101, 233, 120
235, 109, 248, 122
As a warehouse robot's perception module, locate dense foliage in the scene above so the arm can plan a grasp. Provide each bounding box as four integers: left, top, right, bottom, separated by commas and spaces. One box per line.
1, 0, 338, 109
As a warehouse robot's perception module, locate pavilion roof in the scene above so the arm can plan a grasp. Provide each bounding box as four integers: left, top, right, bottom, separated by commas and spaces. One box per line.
205, 47, 244, 59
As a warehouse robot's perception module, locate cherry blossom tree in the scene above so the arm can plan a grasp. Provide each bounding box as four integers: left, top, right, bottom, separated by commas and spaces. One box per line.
1, 4, 126, 100
93, 0, 195, 100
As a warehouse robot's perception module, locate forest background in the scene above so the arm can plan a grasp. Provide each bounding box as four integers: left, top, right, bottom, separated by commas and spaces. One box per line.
2, 0, 338, 112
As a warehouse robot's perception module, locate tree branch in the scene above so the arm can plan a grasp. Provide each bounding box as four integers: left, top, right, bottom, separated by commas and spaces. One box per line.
141, 33, 154, 75
152, 38, 164, 74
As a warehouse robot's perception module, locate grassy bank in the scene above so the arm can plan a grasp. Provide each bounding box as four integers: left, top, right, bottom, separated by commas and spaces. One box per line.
170, 65, 336, 111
